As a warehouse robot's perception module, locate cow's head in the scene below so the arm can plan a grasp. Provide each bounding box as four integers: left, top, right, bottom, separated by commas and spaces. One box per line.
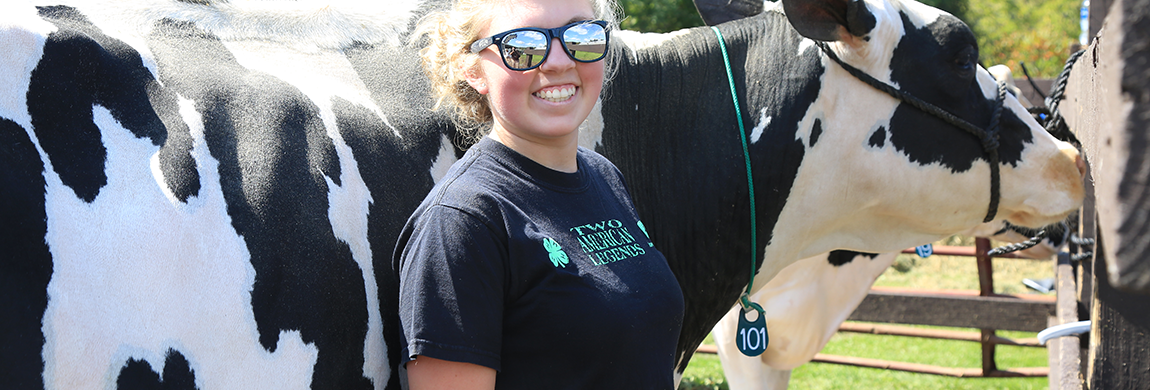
766, 0, 1084, 254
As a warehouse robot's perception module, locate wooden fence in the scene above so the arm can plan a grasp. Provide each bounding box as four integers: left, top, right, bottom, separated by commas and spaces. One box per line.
815, 239, 1054, 378
1051, 0, 1150, 387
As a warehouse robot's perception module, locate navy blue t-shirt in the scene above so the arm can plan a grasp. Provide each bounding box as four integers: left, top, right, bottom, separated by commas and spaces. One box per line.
393, 137, 684, 389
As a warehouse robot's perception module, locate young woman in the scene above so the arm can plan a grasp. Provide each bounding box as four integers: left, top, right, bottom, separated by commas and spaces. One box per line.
393, 0, 684, 388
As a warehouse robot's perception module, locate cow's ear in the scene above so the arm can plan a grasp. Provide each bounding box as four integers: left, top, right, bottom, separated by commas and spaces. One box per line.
782, 0, 876, 42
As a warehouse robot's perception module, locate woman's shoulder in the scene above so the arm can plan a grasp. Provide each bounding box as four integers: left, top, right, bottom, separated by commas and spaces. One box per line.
429, 154, 509, 211
576, 146, 623, 177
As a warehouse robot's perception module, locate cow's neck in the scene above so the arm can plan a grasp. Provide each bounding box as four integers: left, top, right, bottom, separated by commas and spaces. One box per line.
600, 12, 824, 371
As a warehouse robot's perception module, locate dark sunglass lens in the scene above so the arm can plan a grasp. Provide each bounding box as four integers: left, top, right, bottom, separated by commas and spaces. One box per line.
501, 30, 548, 69
563, 23, 607, 62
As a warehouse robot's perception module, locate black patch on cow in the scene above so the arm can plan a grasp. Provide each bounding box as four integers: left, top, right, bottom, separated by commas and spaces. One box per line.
341, 39, 462, 390
868, 126, 887, 147
809, 119, 823, 147
600, 12, 823, 372
0, 117, 51, 390
146, 79, 205, 202
115, 350, 198, 390
827, 250, 880, 266
144, 18, 367, 390
32, 6, 201, 203
886, 12, 1031, 173
847, 0, 877, 37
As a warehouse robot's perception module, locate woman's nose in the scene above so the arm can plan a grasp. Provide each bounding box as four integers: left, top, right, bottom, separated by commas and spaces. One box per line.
538, 38, 575, 71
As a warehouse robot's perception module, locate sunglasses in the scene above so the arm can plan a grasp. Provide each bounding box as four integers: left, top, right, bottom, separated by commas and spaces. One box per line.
469, 20, 609, 71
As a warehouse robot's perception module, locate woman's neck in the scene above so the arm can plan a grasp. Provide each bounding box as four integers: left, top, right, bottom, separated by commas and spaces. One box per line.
488, 128, 580, 173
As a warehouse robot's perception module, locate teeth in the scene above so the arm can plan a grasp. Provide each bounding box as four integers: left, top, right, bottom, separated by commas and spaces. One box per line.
534, 86, 576, 102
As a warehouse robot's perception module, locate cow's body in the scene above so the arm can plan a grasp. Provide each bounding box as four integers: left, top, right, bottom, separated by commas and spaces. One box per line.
1, 0, 1082, 389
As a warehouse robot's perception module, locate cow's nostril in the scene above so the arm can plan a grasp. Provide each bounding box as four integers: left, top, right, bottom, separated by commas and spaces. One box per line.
1060, 147, 1087, 178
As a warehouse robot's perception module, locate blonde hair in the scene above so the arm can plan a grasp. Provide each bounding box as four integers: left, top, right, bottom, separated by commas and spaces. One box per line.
412, 0, 620, 143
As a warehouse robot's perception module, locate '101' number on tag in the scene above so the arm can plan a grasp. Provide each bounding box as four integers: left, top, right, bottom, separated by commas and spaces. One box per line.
739, 325, 767, 351
736, 305, 768, 356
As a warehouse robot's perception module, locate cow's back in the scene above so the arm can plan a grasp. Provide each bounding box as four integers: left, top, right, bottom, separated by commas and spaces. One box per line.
1, 2, 457, 389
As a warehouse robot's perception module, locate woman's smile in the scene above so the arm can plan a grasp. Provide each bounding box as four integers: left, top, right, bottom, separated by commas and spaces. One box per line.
534, 85, 578, 103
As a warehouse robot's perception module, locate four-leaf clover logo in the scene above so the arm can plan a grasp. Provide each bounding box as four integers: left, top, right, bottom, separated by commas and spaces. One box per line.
543, 237, 569, 268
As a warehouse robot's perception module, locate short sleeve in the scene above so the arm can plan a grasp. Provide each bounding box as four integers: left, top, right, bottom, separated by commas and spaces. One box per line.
396, 205, 507, 371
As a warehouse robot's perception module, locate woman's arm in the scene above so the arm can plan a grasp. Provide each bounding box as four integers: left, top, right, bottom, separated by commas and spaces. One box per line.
406, 355, 497, 390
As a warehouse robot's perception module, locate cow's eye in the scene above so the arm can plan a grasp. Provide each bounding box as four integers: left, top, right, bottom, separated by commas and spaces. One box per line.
954, 46, 977, 74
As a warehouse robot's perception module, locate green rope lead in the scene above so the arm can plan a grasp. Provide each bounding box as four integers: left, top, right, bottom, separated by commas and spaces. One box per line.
711, 26, 760, 312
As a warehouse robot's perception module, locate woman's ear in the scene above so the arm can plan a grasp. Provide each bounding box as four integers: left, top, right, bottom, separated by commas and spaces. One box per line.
464, 66, 488, 95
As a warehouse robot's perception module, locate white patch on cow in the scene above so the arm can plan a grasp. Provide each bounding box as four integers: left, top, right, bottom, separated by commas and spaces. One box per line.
41, 102, 318, 389
797, 38, 817, 56
0, 3, 54, 129
794, 113, 826, 147
975, 69, 1003, 101
615, 29, 693, 55
429, 134, 457, 183
578, 98, 605, 149
30, 0, 420, 49
892, 0, 946, 29
750, 108, 771, 144
812, 1, 901, 85
317, 97, 390, 387
673, 350, 689, 387
222, 40, 399, 137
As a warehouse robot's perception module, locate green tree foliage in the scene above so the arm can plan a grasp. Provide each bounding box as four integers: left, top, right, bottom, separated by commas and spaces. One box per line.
919, 0, 970, 22
618, 0, 1079, 77
618, 0, 704, 33
965, 0, 1081, 78
918, 0, 1079, 77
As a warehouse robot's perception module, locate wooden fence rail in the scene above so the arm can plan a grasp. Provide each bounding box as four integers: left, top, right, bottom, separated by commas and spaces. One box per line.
818, 237, 1053, 378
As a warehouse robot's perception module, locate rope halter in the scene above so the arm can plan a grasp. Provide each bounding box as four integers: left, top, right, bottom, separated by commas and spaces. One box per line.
814, 41, 1007, 223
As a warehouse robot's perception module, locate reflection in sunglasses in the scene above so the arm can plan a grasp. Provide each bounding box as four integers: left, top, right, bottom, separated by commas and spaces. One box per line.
472, 20, 609, 71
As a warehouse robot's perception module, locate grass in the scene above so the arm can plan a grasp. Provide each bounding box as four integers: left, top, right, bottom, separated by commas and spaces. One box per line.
678, 235, 1055, 390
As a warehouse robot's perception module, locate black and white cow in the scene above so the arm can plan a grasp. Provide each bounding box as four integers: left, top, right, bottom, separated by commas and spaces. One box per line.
0, 0, 1083, 389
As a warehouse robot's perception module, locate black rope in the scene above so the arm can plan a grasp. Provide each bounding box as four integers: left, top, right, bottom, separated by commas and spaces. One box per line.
1019, 61, 1048, 102
1042, 50, 1087, 147
986, 51, 1089, 258
1071, 252, 1094, 262
1069, 234, 1095, 247
984, 82, 1007, 223
814, 41, 1004, 222
987, 229, 1050, 257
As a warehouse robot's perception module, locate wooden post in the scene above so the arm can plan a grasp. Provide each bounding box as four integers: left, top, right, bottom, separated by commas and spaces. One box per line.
975, 238, 997, 375
1063, 0, 1150, 294
1060, 0, 1150, 386
1050, 252, 1084, 390
1086, 236, 1150, 388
